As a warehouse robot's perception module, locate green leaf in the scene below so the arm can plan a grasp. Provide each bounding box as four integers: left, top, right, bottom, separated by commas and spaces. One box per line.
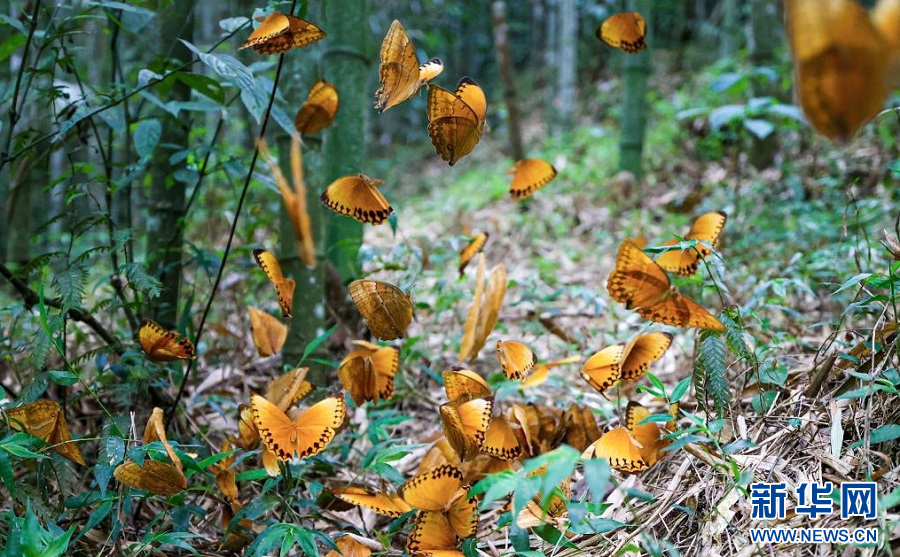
0, 434, 48, 459
47, 370, 78, 387
0, 34, 26, 63
0, 447, 16, 498
694, 331, 729, 416
582, 457, 610, 502
851, 424, 900, 449
301, 325, 337, 363
42, 526, 76, 557
671, 377, 691, 402
174, 72, 225, 103
134, 119, 161, 158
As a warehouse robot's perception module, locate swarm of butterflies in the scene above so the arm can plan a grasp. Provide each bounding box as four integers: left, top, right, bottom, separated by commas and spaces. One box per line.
6, 2, 899, 554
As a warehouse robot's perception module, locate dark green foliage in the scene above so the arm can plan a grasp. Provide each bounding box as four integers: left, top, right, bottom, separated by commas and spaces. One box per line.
693, 329, 729, 416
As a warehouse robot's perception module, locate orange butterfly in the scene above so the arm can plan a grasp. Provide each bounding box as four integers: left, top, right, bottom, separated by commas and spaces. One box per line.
331, 485, 413, 517
508, 159, 558, 199
295, 80, 339, 135
114, 459, 188, 495
115, 407, 187, 494
320, 174, 393, 225
399, 464, 478, 538
248, 306, 287, 357
496, 340, 538, 381
443, 369, 492, 401
458, 254, 507, 361
138, 319, 195, 362
458, 232, 489, 276
596, 12, 647, 53
785, 0, 894, 140
253, 249, 295, 318
580, 332, 673, 396
583, 426, 647, 473
250, 393, 346, 460
338, 340, 400, 405
427, 77, 487, 165
4, 399, 85, 465
625, 401, 677, 468
375, 20, 444, 111
560, 404, 602, 452
240, 12, 326, 54
258, 138, 316, 267
607, 240, 725, 331
348, 279, 413, 340
406, 511, 465, 557
509, 403, 564, 458
516, 478, 571, 529
210, 439, 239, 504
655, 211, 727, 276
440, 395, 494, 461
480, 414, 522, 461
325, 535, 377, 557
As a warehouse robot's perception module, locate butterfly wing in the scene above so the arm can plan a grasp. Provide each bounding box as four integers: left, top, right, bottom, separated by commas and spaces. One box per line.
241, 13, 325, 54
348, 279, 413, 340
295, 80, 339, 135
114, 459, 187, 495
331, 486, 413, 517
138, 319, 195, 362
369, 345, 400, 401
620, 332, 673, 381
785, 0, 889, 139
440, 397, 493, 461
635, 292, 725, 331
427, 78, 486, 165
400, 463, 465, 511
607, 240, 671, 309
252, 394, 345, 460
442, 369, 492, 401
248, 307, 288, 357
480, 415, 522, 461
585, 426, 648, 473
508, 159, 558, 199
625, 402, 664, 466
321, 174, 393, 225
375, 20, 422, 111
338, 353, 377, 406
447, 495, 479, 538
597, 11, 647, 53
406, 511, 461, 554
266, 367, 314, 410
580, 343, 627, 395
656, 211, 727, 276
458, 232, 489, 276
496, 340, 538, 381
253, 249, 295, 318
561, 404, 601, 453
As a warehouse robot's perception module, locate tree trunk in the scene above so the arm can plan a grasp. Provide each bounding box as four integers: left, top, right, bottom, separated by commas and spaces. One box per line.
748, 0, 780, 169
276, 2, 328, 380
146, 1, 194, 327
491, 1, 525, 160
322, 0, 369, 283
544, 0, 558, 132
556, 0, 576, 131
618, 0, 652, 179
720, 0, 739, 59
